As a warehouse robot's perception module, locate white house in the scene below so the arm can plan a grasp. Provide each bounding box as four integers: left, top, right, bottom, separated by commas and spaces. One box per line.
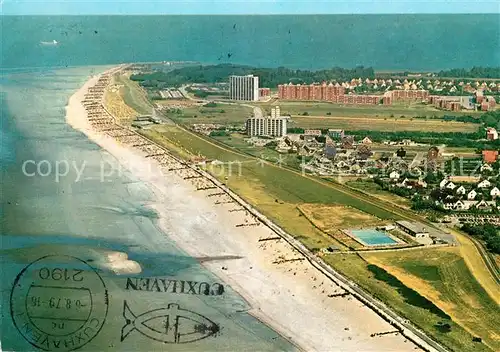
389, 171, 400, 180
456, 186, 466, 195
467, 190, 478, 200
476, 200, 497, 210
491, 187, 500, 198
481, 163, 493, 172
454, 200, 467, 210
362, 137, 373, 144
477, 179, 491, 189
445, 182, 456, 190
439, 178, 449, 189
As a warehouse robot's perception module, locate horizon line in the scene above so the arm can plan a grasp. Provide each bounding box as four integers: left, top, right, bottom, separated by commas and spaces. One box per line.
1, 13, 500, 16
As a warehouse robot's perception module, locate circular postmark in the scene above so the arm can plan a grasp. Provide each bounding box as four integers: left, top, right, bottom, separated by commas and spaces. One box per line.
10, 255, 108, 351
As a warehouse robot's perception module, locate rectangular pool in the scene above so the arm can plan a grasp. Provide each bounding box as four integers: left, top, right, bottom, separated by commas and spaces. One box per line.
350, 229, 398, 246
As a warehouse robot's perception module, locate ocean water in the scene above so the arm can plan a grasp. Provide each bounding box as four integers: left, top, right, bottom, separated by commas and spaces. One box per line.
0, 67, 294, 351
1, 14, 499, 71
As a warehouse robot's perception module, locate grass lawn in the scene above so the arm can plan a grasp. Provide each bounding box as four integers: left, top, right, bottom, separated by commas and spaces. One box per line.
290, 115, 479, 133
363, 248, 500, 352
144, 125, 399, 220
346, 180, 411, 209
297, 203, 386, 249
104, 80, 139, 121
165, 103, 252, 125
325, 249, 499, 352
115, 74, 153, 115
450, 229, 500, 306
260, 100, 481, 118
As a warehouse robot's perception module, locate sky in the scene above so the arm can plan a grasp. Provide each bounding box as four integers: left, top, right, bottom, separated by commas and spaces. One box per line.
1, 0, 499, 15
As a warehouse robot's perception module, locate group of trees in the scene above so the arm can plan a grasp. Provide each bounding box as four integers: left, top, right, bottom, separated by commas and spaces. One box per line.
441, 110, 500, 128
437, 67, 500, 79
461, 223, 500, 254
130, 64, 375, 88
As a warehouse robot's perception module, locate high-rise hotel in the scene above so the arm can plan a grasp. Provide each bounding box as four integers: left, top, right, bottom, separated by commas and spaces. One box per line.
229, 75, 259, 101
246, 106, 289, 137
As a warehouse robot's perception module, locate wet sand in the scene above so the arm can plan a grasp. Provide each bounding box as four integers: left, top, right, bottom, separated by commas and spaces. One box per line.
66, 68, 422, 352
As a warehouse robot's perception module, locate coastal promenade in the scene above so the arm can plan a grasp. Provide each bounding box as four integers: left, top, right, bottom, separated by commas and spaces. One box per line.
69, 66, 446, 352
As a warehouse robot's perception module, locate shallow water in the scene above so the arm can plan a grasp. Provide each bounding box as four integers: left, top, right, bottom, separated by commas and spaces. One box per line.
0, 67, 295, 351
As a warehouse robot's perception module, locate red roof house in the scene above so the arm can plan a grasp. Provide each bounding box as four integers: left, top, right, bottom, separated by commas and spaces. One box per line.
482, 150, 499, 164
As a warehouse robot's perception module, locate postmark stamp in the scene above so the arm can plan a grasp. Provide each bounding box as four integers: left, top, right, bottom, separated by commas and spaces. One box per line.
121, 300, 221, 344
10, 255, 109, 351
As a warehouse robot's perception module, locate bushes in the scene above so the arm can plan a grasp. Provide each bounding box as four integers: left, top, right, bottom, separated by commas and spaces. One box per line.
367, 264, 451, 320
461, 223, 500, 254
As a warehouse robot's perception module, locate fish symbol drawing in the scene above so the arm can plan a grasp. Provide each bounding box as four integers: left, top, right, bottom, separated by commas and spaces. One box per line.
120, 301, 220, 344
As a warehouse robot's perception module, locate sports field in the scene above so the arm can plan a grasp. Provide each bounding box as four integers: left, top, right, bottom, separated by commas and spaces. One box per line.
290, 115, 479, 132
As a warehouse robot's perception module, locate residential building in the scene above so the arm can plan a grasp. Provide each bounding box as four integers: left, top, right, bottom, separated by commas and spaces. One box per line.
304, 129, 322, 136
486, 128, 498, 141
490, 187, 500, 198
258, 88, 271, 98
475, 90, 484, 104
387, 89, 429, 102
439, 178, 449, 189
482, 150, 498, 163
396, 221, 430, 238
229, 75, 259, 101
246, 106, 289, 137
445, 182, 456, 190
467, 190, 477, 200
361, 137, 373, 144
427, 146, 441, 161
327, 129, 345, 139
477, 179, 491, 189
389, 171, 400, 179
456, 186, 466, 195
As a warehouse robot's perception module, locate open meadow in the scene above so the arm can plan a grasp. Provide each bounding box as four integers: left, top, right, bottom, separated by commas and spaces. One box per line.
290, 115, 480, 132
326, 248, 500, 352
346, 180, 412, 209
114, 73, 153, 115
258, 100, 482, 118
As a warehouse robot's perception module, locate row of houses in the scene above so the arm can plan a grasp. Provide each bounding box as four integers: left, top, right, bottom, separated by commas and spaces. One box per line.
441, 199, 498, 211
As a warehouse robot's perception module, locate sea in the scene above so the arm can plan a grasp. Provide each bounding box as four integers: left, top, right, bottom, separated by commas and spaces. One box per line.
1, 14, 499, 352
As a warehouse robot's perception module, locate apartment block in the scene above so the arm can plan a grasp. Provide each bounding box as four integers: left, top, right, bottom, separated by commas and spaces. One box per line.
278, 82, 344, 101
246, 106, 289, 137
229, 75, 259, 101
259, 88, 271, 98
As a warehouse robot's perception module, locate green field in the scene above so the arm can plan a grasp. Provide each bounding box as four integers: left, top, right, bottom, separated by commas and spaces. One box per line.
115, 73, 153, 115
326, 249, 499, 352
143, 125, 398, 220
160, 102, 252, 125
290, 116, 480, 133
258, 100, 481, 118
346, 180, 411, 209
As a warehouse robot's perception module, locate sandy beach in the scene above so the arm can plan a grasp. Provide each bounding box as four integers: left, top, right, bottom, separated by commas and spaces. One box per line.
66, 68, 427, 352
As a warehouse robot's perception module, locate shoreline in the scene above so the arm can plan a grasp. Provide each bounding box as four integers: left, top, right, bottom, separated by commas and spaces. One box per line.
66, 67, 437, 352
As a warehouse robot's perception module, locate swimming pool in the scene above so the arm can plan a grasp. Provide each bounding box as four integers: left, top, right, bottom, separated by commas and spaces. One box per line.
350, 229, 398, 246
